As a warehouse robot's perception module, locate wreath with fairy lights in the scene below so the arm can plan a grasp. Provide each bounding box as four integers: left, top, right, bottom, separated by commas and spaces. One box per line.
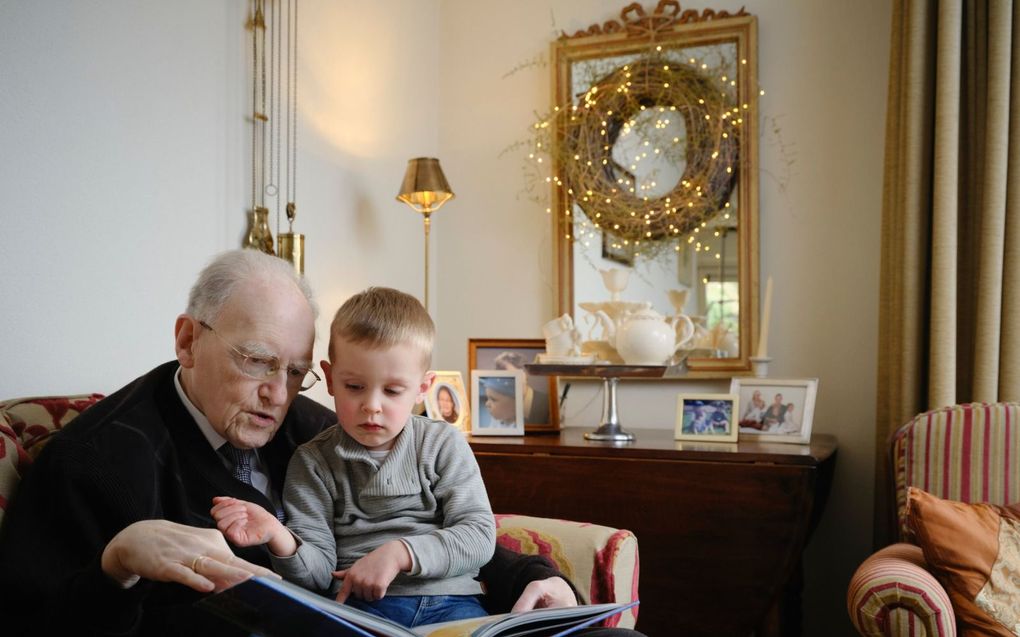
561, 55, 740, 243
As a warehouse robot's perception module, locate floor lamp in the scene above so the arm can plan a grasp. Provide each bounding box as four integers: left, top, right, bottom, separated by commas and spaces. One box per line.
396, 157, 454, 312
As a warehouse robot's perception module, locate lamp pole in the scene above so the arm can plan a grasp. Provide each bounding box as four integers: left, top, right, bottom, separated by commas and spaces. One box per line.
422, 208, 432, 312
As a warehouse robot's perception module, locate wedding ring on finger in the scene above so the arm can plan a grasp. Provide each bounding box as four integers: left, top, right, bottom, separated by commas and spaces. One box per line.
191, 555, 208, 572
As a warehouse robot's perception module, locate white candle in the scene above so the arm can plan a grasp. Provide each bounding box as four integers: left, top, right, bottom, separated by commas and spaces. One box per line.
756, 276, 773, 358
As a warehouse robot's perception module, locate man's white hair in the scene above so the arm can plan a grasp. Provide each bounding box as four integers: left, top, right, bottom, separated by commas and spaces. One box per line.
186, 249, 317, 323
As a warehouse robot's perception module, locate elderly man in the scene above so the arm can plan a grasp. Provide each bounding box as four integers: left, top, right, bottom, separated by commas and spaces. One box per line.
0, 250, 643, 637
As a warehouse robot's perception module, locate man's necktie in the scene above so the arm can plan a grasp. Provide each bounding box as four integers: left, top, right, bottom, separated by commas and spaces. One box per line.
222, 445, 255, 485
221, 445, 285, 522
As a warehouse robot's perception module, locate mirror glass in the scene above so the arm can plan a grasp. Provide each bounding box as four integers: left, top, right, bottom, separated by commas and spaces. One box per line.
551, 7, 759, 375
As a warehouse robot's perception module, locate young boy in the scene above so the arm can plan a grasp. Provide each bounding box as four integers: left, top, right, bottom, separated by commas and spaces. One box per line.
210, 287, 496, 627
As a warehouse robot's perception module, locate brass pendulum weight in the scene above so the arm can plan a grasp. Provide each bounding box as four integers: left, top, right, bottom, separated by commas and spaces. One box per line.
245, 206, 274, 254
277, 202, 304, 274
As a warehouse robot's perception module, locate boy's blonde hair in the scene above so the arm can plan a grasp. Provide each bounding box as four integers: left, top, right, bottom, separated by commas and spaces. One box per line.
329, 287, 435, 367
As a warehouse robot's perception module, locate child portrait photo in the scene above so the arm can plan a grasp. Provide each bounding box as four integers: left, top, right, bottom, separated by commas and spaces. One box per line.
470, 370, 525, 436
424, 371, 469, 432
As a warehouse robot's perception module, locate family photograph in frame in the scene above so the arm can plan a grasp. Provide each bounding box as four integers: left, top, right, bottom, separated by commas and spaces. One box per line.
730, 378, 818, 444
467, 338, 559, 432
674, 394, 739, 442
424, 371, 469, 432
470, 370, 525, 436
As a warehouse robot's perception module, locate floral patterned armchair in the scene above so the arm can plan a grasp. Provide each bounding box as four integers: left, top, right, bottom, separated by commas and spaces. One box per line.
0, 393, 104, 519
0, 393, 640, 629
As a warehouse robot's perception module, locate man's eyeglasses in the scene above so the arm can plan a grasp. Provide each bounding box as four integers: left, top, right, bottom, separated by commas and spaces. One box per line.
199, 321, 320, 392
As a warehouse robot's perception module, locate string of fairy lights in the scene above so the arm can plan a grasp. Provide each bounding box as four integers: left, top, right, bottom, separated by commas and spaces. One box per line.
527, 44, 764, 271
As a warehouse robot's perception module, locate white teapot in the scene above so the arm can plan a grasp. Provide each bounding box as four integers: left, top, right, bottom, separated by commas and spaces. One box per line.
594, 305, 696, 366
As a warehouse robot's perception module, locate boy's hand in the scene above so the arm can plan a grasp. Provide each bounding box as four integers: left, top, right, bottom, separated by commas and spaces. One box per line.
210, 496, 295, 556
332, 540, 411, 603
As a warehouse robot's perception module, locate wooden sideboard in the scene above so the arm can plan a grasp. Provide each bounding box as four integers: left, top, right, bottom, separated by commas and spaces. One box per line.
469, 428, 837, 637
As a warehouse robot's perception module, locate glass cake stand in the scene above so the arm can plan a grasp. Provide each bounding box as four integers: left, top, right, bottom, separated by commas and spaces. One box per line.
525, 363, 668, 442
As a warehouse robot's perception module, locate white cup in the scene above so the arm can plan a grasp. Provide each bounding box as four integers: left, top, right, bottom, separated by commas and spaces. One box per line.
546, 329, 580, 357
542, 314, 575, 340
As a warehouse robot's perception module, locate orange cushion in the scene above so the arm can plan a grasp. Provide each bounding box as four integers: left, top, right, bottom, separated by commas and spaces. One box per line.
906, 487, 1020, 636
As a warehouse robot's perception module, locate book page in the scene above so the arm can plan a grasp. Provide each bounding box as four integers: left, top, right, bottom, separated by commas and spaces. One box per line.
199, 576, 636, 637
413, 603, 635, 637
414, 615, 494, 637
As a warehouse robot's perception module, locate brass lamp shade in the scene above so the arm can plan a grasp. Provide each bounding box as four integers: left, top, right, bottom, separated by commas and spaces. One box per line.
396, 157, 454, 313
396, 158, 454, 213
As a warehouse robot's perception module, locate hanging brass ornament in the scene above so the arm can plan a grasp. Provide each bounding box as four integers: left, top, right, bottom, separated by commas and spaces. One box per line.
278, 202, 304, 274
243, 0, 303, 269
244, 206, 274, 254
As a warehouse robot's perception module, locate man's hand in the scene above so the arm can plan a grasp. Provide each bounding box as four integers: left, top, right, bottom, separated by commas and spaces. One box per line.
210, 496, 295, 556
100, 519, 278, 593
510, 576, 578, 613
332, 540, 411, 603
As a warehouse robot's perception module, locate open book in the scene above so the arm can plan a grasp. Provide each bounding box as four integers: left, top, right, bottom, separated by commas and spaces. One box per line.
197, 575, 638, 637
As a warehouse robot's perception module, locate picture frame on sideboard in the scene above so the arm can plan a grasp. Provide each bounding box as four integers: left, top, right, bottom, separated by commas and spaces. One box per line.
468, 338, 559, 432
424, 371, 470, 432
730, 377, 818, 444
674, 393, 739, 443
470, 370, 525, 436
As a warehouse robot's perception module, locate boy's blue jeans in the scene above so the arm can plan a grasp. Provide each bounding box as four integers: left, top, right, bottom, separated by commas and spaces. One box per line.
345, 594, 487, 628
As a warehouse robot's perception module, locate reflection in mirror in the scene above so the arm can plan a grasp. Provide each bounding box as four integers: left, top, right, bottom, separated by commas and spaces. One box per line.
551, 3, 759, 376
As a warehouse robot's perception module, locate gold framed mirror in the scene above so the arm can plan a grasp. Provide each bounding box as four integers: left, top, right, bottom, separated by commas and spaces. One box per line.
550, 2, 759, 377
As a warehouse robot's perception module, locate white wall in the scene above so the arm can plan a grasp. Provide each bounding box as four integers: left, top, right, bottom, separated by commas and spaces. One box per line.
0, 0, 440, 410
437, 2, 889, 634
2, 1, 888, 633
2, 1, 246, 395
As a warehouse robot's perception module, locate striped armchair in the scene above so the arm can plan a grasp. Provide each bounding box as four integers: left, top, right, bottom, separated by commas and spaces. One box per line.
847, 402, 1020, 636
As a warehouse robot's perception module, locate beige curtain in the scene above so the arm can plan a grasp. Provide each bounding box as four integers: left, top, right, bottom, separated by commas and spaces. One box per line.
875, 0, 1020, 545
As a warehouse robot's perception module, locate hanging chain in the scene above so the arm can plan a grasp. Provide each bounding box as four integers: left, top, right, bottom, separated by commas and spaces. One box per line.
285, 0, 298, 230
250, 0, 259, 211
245, 0, 274, 254
249, 0, 270, 212
259, 0, 268, 210
268, 0, 281, 240
248, 0, 297, 251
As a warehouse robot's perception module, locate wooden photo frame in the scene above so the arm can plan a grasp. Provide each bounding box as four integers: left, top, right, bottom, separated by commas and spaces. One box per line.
425, 371, 469, 432
468, 338, 560, 432
730, 378, 818, 444
674, 393, 739, 442
470, 370, 525, 436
